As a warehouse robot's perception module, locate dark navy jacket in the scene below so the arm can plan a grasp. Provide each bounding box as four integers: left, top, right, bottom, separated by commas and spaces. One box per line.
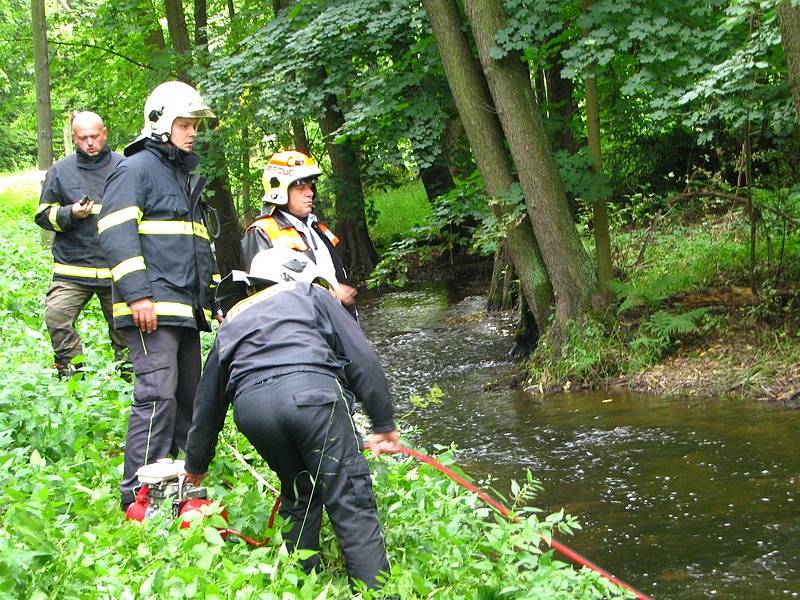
34, 146, 123, 285
184, 281, 394, 474
98, 140, 219, 330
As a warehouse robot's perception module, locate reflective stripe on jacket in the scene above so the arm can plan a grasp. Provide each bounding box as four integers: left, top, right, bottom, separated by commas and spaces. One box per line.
34, 146, 123, 286
241, 209, 346, 284
98, 140, 218, 331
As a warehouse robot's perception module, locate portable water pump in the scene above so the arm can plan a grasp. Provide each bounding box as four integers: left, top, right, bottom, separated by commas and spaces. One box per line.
124, 459, 225, 527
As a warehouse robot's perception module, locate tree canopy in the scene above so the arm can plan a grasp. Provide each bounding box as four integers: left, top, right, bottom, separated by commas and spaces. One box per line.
4, 0, 800, 331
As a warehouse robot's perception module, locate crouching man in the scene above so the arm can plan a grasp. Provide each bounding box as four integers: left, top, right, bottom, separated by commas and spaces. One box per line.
183, 247, 400, 590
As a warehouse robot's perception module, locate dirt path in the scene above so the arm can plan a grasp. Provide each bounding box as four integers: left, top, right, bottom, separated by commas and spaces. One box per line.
0, 169, 43, 197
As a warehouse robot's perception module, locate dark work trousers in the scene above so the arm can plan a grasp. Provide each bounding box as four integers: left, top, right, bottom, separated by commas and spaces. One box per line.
233, 371, 390, 589
120, 326, 201, 506
44, 280, 127, 368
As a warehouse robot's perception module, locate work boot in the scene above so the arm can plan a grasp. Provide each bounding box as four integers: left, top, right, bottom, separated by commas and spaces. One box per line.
53, 359, 85, 379
53, 361, 72, 379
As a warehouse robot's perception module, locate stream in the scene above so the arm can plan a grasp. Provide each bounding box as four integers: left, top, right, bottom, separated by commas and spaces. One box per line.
358, 282, 800, 600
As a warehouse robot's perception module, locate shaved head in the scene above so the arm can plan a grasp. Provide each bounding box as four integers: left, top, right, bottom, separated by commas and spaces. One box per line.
71, 111, 104, 132
71, 111, 107, 156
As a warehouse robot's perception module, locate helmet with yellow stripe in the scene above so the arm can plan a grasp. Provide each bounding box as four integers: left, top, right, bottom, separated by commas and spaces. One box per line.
262, 150, 322, 206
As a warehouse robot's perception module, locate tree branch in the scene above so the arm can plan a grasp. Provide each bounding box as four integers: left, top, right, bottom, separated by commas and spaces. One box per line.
668, 190, 800, 227
52, 39, 154, 69
2, 37, 155, 70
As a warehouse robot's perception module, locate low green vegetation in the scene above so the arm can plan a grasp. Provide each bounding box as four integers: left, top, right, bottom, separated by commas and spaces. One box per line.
528, 191, 800, 392
366, 181, 432, 250
0, 182, 626, 599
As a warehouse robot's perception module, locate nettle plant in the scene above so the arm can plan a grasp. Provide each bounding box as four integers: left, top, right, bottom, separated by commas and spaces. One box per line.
0, 193, 628, 599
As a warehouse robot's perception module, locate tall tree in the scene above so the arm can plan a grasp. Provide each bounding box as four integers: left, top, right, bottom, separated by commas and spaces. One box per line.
318, 88, 379, 279
422, 0, 554, 332
463, 0, 596, 328
162, 0, 243, 275
30, 0, 52, 170
582, 0, 612, 300
164, 0, 191, 82
778, 0, 800, 120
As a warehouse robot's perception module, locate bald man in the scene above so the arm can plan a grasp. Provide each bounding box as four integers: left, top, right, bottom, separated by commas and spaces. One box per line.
35, 111, 127, 377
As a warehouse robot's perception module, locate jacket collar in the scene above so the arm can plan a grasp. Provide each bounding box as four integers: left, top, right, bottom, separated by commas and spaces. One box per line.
143, 138, 200, 171
75, 145, 112, 170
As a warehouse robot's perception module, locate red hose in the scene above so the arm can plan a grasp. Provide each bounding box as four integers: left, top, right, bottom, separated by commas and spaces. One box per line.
396, 446, 652, 600
214, 445, 650, 599
218, 496, 282, 547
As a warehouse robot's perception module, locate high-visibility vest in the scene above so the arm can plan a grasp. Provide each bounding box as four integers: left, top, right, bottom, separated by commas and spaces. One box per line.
246, 216, 340, 250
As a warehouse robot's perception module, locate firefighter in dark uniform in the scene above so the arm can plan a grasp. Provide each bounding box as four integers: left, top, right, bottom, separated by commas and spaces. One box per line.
241, 150, 358, 312
34, 111, 126, 377
183, 247, 400, 590
97, 81, 220, 509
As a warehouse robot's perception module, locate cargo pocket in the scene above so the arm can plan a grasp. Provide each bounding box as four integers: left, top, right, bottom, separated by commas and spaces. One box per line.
344, 453, 376, 511
293, 388, 339, 406
132, 352, 172, 403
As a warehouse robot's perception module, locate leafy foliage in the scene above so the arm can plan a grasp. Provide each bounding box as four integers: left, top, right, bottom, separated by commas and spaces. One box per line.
367, 172, 493, 288
0, 184, 626, 599
628, 308, 719, 371
528, 317, 629, 386
0, 0, 37, 169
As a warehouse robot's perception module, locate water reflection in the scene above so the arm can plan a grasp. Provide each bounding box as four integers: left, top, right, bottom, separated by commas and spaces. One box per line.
359, 283, 800, 600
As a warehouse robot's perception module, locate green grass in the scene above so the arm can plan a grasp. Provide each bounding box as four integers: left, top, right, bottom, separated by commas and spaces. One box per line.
0, 170, 42, 219
530, 207, 800, 389
0, 171, 625, 599
613, 217, 800, 300
366, 181, 432, 249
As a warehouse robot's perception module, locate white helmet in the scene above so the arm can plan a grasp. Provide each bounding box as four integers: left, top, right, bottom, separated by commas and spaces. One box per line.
140, 81, 216, 143
262, 150, 322, 206
248, 247, 331, 288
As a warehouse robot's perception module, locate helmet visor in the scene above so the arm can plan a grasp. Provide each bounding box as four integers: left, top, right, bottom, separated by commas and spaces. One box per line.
179, 107, 217, 119
290, 176, 318, 188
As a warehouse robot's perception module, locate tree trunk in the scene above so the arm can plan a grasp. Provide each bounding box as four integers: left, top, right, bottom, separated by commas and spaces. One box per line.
194, 0, 207, 48
544, 55, 578, 156
778, 0, 800, 120
207, 177, 244, 274
419, 161, 455, 201
160, 0, 243, 274
442, 116, 473, 179
544, 53, 579, 217
291, 120, 309, 153
164, 0, 192, 82
31, 0, 53, 170
509, 294, 539, 360
486, 241, 515, 311
318, 91, 378, 281
582, 0, 612, 302
463, 0, 595, 328
585, 75, 612, 300
130, 0, 166, 53
422, 0, 554, 332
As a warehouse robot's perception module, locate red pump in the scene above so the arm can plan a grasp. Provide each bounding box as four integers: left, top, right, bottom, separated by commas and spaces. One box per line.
124, 459, 227, 528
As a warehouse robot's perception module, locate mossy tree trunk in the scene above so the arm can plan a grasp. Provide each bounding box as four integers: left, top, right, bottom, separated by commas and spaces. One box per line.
318, 91, 378, 281
463, 0, 596, 329
487, 241, 515, 312
422, 0, 554, 334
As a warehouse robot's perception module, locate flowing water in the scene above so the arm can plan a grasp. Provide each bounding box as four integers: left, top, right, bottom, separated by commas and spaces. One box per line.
358, 282, 800, 600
